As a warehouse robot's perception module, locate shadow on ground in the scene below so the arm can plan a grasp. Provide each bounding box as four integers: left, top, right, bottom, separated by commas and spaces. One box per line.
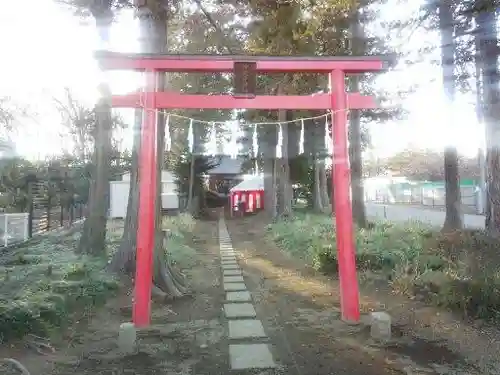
225, 214, 482, 375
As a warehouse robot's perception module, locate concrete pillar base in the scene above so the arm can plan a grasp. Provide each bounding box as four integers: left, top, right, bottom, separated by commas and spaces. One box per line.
118, 322, 137, 354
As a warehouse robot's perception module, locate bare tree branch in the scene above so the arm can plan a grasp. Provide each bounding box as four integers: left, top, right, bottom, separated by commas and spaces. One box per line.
191, 0, 241, 54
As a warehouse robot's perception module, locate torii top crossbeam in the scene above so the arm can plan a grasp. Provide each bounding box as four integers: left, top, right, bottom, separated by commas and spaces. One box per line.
95, 51, 391, 73
95, 51, 391, 110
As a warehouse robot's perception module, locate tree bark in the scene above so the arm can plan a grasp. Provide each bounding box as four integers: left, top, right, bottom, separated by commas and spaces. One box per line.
261, 125, 278, 219
348, 6, 367, 228
110, 2, 187, 296
77, 13, 113, 256
474, 27, 487, 216
485, 149, 500, 237
277, 106, 292, 216
319, 160, 331, 213
153, 83, 188, 296
439, 0, 463, 231
349, 107, 367, 227
263, 158, 278, 219
109, 108, 141, 273
476, 9, 500, 236
313, 156, 324, 212
271, 156, 279, 218
187, 153, 195, 214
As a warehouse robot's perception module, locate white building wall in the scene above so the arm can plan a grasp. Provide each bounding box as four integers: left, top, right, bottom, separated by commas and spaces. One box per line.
109, 170, 179, 218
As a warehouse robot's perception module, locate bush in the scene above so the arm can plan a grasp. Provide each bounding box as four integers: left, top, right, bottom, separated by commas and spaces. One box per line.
268, 213, 500, 321
269, 213, 440, 274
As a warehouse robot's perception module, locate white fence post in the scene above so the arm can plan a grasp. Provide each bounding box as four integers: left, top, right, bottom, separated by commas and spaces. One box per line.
4, 214, 8, 247
475, 186, 484, 214
23, 213, 29, 241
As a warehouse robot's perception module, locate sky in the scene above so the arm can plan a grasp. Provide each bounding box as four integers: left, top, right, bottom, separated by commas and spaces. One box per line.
0, 0, 140, 159
0, 0, 485, 160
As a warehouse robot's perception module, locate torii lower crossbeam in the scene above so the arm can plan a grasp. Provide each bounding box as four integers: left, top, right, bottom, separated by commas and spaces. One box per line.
95, 51, 388, 328
112, 92, 378, 110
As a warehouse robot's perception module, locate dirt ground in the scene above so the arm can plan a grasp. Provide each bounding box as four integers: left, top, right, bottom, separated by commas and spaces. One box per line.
225, 213, 499, 375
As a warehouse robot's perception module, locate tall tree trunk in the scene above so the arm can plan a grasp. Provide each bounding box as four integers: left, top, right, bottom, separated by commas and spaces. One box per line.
348, 6, 368, 228
187, 153, 195, 214
277, 105, 292, 216
476, 9, 500, 236
313, 156, 324, 212
312, 114, 328, 212
282, 123, 292, 215
475, 28, 487, 216
319, 160, 331, 213
349, 106, 367, 227
272, 155, 279, 218
261, 126, 278, 219
110, 1, 186, 296
153, 75, 188, 297
439, 0, 463, 231
77, 10, 113, 255
109, 109, 141, 273
263, 158, 275, 217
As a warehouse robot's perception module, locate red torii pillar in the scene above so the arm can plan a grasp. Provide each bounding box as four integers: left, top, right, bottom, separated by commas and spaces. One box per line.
95, 52, 388, 326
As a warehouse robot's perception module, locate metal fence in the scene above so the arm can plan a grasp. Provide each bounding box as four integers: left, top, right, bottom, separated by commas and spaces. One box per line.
0, 213, 29, 247
364, 180, 480, 213
29, 203, 86, 236
0, 203, 86, 248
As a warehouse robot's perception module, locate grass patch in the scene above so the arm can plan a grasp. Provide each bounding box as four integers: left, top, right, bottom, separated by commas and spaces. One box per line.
269, 212, 500, 321
0, 214, 198, 343
162, 214, 198, 267
0, 229, 120, 342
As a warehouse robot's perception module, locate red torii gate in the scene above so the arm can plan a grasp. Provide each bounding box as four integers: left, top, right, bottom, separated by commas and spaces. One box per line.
95, 51, 388, 326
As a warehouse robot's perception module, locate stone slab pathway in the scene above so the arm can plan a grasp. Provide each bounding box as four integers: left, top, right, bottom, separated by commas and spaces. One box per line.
218, 217, 277, 371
